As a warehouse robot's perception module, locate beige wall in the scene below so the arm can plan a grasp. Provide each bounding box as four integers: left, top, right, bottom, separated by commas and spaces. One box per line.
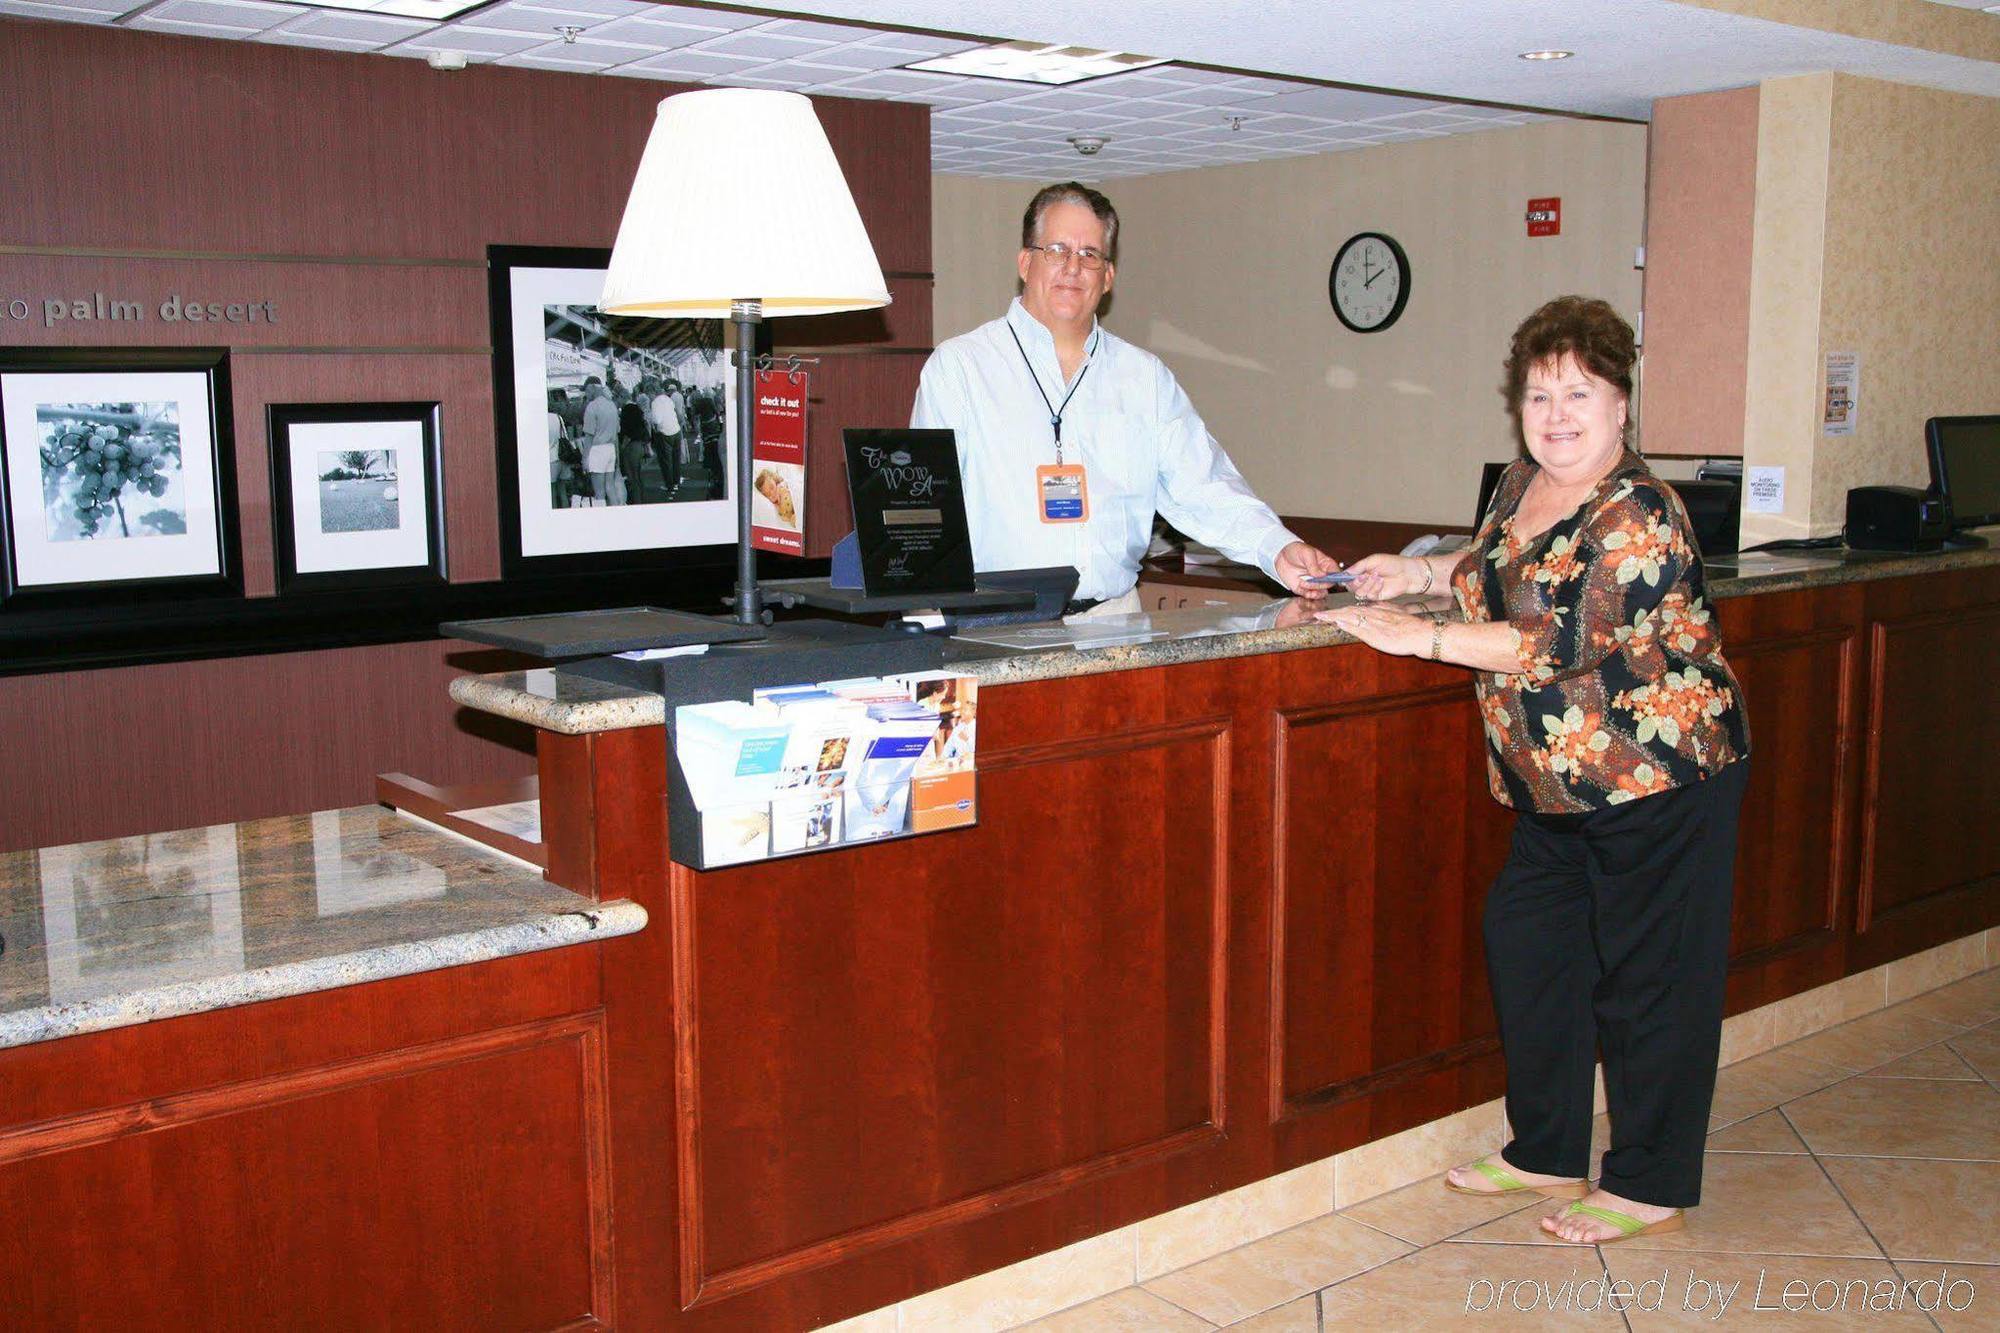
1740, 74, 1837, 544
1741, 74, 2000, 544
1815, 77, 2000, 528
933, 175, 1033, 344
931, 118, 1647, 526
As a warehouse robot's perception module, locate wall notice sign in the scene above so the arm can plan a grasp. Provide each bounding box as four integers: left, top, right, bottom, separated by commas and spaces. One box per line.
1823, 352, 1859, 436
750, 368, 807, 554
1746, 465, 1786, 514
1526, 197, 1561, 237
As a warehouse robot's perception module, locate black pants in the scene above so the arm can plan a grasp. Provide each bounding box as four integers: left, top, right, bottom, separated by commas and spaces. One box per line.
1487, 759, 1748, 1208
702, 426, 725, 500
650, 429, 681, 497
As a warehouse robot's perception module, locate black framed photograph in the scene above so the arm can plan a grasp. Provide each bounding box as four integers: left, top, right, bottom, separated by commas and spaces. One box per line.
0, 347, 240, 608
267, 401, 445, 593
488, 245, 745, 578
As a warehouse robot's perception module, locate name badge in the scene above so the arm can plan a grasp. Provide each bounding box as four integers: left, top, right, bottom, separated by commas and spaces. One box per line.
1036, 462, 1089, 523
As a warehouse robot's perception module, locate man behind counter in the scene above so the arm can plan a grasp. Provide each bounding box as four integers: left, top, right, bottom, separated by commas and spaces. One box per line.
912, 181, 1337, 615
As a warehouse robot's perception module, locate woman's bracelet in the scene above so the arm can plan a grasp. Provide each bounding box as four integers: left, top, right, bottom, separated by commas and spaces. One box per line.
1415, 559, 1435, 596
1429, 621, 1444, 662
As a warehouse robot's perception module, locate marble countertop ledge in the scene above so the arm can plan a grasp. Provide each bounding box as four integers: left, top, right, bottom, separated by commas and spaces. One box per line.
450, 539, 2000, 734
0, 806, 646, 1050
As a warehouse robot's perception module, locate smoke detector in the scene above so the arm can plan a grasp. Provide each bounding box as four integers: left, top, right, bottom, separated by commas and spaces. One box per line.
555, 24, 584, 43
1068, 135, 1107, 156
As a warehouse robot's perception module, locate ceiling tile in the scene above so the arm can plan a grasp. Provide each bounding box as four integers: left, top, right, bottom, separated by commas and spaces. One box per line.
0, 0, 125, 15
1160, 82, 1280, 105
756, 17, 871, 42
496, 49, 606, 70
782, 41, 922, 71
941, 101, 1067, 123
252, 28, 376, 49
997, 87, 1124, 110
147, 0, 301, 26
887, 86, 984, 107
1244, 86, 1443, 119
449, 0, 599, 35
862, 32, 980, 56
688, 30, 832, 59
130, 15, 264, 35
502, 0, 651, 18
621, 2, 761, 30
391, 26, 545, 56
1008, 109, 1127, 131
274, 10, 427, 40
622, 49, 763, 75
717, 64, 825, 88
710, 71, 829, 88
814, 68, 959, 94
541, 13, 712, 43
1352, 128, 1444, 143
1138, 66, 1241, 87
521, 37, 652, 63
1366, 109, 1495, 130
4, 2, 1583, 181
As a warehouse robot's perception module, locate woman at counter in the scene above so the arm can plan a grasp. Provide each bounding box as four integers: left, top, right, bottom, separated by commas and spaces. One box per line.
1323, 296, 1750, 1245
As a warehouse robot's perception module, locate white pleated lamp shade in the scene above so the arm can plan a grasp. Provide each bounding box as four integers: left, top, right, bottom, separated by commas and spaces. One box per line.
601, 89, 891, 319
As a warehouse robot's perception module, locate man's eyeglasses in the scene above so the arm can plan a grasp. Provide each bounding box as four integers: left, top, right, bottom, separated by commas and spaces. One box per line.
1026, 243, 1109, 271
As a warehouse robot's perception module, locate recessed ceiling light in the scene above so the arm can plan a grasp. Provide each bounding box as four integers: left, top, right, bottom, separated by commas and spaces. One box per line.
1518, 49, 1575, 61
904, 41, 1168, 86
298, 0, 489, 20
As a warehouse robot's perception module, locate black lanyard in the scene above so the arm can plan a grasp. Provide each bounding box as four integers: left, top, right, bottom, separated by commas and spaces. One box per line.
1008, 324, 1097, 464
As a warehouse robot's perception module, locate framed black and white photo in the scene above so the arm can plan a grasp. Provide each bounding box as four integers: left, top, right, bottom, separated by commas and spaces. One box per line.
488, 244, 743, 578
267, 401, 445, 593
0, 347, 239, 608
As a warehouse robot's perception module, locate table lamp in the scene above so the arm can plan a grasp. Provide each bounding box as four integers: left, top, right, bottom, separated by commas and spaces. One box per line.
601, 88, 891, 627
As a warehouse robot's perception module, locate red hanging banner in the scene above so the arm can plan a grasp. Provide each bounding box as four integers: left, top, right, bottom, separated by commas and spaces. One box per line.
750, 367, 808, 555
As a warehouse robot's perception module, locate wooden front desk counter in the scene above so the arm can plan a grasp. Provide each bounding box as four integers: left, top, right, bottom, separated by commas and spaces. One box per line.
432, 542, 1999, 1331
5, 544, 1994, 1331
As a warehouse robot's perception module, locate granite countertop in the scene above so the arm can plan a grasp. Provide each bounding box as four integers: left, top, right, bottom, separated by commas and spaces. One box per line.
450, 538, 2000, 734
0, 805, 646, 1049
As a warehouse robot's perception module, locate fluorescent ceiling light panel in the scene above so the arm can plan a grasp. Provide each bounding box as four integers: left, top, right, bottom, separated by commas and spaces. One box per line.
904, 41, 1167, 86
298, 0, 488, 20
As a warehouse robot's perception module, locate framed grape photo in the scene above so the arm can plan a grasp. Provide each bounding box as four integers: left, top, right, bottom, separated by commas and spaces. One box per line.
0, 348, 241, 609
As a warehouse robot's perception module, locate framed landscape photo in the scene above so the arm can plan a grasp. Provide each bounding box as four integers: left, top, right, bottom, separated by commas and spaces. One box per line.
0, 347, 240, 608
488, 244, 744, 578
268, 401, 445, 593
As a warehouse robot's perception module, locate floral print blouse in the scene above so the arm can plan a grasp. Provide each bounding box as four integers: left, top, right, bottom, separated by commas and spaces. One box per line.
1450, 452, 1750, 814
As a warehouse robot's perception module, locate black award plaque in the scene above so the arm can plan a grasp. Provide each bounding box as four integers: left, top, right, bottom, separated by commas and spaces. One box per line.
843, 428, 976, 597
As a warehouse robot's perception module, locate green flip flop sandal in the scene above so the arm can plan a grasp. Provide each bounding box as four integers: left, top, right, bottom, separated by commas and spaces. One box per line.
1550, 1200, 1687, 1244
1443, 1158, 1590, 1200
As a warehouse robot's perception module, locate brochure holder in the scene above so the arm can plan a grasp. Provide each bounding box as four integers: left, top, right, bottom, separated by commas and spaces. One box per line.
562, 622, 971, 870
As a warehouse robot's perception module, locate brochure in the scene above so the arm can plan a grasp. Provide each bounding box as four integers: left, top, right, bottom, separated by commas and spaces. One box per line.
771, 788, 842, 852
675, 701, 789, 809
701, 802, 771, 866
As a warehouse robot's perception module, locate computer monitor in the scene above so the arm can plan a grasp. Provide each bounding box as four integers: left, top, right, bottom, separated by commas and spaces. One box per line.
1474, 461, 1509, 529
1469, 461, 1739, 556
1927, 415, 2000, 536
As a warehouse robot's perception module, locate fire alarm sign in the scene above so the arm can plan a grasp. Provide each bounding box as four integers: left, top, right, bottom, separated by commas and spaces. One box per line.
1526, 197, 1561, 237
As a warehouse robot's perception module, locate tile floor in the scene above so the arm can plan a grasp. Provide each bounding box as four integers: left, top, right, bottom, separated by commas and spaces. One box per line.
1007, 967, 2000, 1330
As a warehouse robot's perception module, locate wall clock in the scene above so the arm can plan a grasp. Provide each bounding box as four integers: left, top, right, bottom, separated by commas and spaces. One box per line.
1328, 232, 1410, 333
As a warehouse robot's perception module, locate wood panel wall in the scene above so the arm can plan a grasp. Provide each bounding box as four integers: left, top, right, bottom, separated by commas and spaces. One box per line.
0, 18, 931, 852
